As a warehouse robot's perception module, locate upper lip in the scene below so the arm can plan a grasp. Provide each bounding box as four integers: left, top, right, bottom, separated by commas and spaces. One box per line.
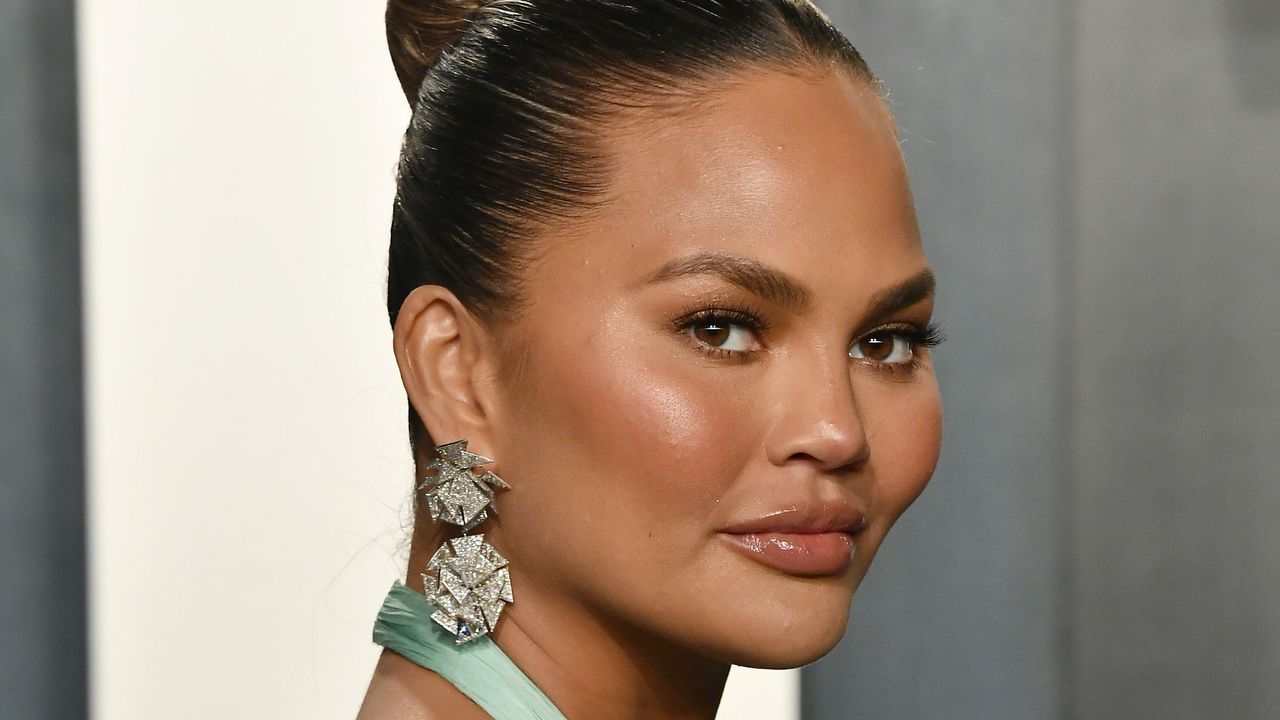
719, 501, 869, 535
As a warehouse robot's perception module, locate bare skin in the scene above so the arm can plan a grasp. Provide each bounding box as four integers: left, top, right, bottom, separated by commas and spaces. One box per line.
358, 66, 942, 719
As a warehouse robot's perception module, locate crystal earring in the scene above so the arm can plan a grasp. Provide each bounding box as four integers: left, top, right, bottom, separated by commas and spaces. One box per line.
417, 439, 513, 644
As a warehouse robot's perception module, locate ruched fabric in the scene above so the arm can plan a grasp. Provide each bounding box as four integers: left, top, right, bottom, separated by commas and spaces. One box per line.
372, 580, 567, 720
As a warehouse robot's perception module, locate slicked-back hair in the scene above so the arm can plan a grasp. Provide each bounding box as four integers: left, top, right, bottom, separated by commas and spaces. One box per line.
384, 0, 879, 463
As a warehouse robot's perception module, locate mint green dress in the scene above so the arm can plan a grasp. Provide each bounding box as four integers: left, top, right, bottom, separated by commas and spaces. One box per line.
372, 579, 568, 720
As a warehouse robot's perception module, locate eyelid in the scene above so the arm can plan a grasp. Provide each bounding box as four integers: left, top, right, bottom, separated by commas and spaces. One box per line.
849, 321, 945, 374
852, 320, 941, 345
671, 300, 943, 368
671, 303, 771, 360
672, 302, 772, 335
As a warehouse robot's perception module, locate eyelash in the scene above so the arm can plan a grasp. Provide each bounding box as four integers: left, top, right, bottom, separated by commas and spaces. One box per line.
671, 303, 945, 373
856, 322, 946, 375
672, 302, 771, 361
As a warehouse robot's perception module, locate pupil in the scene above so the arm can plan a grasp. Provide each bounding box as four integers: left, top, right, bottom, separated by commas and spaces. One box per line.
864, 333, 892, 361
696, 322, 730, 346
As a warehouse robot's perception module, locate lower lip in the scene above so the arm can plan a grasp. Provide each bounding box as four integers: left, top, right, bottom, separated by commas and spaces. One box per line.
719, 531, 856, 576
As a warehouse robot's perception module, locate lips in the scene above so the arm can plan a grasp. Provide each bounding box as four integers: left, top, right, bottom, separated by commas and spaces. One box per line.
718, 503, 868, 577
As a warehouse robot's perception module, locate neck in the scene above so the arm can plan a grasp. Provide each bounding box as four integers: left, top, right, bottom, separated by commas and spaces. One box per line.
405, 529, 731, 719
491, 586, 731, 720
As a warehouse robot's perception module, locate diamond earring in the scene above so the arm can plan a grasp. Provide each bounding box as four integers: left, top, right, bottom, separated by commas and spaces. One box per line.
417, 439, 513, 644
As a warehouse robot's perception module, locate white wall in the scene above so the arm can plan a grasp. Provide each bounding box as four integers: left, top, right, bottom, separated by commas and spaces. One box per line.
78, 1, 796, 717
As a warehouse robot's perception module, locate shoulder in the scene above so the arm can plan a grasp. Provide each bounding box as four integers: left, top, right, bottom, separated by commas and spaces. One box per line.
357, 649, 491, 720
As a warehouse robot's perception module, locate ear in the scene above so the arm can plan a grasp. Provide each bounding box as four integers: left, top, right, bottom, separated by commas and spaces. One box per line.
392, 285, 499, 454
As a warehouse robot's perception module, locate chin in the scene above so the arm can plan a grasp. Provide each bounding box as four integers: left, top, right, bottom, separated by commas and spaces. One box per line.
700, 577, 857, 669
723, 612, 851, 669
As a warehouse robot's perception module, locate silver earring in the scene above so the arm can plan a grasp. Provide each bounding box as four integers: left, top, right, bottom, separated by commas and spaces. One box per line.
418, 439, 513, 644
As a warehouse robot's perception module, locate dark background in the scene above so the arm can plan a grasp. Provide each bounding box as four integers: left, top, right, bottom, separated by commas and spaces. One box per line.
1, 0, 86, 718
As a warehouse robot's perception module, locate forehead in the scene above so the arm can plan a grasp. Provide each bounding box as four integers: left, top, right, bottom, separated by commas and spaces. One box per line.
547, 67, 924, 297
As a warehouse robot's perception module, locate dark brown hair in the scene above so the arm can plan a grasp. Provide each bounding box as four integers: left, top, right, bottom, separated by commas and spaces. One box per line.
384, 0, 878, 466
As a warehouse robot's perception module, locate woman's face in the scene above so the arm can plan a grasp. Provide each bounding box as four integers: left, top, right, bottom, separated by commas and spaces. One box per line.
486, 68, 942, 667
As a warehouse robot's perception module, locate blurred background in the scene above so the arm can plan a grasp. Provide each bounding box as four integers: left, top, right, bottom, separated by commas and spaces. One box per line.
2, 0, 1277, 718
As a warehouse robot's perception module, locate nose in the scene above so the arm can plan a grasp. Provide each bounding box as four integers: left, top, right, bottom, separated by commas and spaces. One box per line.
764, 348, 870, 472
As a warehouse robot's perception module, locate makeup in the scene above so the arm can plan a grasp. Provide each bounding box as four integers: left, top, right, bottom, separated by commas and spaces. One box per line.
719, 504, 868, 577
720, 531, 857, 576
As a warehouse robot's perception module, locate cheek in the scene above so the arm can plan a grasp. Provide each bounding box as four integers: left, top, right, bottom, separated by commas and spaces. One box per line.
511, 319, 760, 548
863, 375, 943, 523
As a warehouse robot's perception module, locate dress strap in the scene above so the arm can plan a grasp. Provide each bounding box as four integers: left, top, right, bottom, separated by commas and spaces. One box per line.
372, 580, 567, 720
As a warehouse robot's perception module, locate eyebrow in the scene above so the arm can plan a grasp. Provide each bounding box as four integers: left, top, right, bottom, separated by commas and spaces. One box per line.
642, 251, 812, 312
863, 268, 936, 324
642, 251, 936, 321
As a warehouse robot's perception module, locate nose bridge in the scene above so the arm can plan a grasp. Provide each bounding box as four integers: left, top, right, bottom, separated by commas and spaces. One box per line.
766, 339, 869, 470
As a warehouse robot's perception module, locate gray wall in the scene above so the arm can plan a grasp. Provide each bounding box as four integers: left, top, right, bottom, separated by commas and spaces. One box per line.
805, 0, 1280, 719
805, 0, 1073, 717
1072, 0, 1280, 717
0, 0, 87, 718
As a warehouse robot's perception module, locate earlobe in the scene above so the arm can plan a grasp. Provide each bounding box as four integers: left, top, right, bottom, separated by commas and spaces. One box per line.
391, 285, 493, 447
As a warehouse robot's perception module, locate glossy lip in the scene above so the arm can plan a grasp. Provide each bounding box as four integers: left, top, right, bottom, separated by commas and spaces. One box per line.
718, 501, 869, 577
719, 502, 869, 536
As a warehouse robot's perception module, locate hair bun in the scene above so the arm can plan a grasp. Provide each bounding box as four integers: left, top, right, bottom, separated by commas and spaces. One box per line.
386, 0, 485, 106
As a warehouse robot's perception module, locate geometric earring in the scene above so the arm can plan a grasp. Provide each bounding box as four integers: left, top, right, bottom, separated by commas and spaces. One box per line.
417, 439, 514, 644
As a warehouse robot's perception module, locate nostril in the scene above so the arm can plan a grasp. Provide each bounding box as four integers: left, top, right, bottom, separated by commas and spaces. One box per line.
850, 513, 870, 534
784, 438, 869, 473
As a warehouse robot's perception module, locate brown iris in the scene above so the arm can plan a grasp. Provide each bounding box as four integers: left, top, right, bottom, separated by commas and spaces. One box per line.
855, 331, 898, 362
692, 321, 732, 347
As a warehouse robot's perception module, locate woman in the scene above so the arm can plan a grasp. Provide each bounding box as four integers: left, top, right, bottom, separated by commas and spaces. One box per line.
358, 0, 943, 717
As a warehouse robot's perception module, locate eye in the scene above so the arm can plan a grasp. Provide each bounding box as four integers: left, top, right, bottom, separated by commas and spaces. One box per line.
850, 329, 916, 364
686, 316, 759, 354
673, 305, 767, 358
